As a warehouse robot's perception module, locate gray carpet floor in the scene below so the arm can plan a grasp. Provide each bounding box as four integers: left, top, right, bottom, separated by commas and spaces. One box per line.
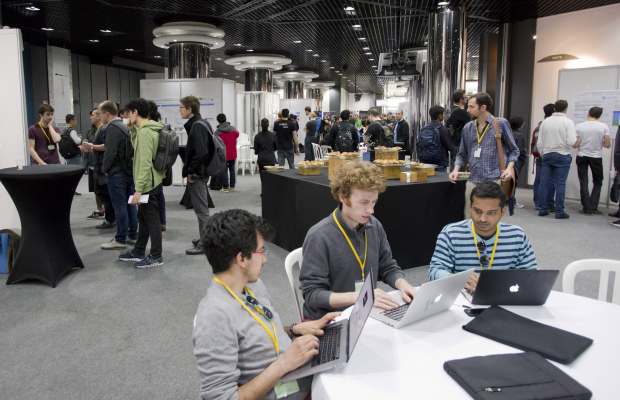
0, 159, 618, 399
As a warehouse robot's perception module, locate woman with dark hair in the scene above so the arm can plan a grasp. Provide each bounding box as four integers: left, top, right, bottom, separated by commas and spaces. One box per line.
147, 100, 167, 230
510, 116, 527, 209
254, 118, 278, 188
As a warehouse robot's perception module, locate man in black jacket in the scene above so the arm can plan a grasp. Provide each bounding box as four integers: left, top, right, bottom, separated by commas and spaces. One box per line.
447, 89, 471, 150
394, 109, 410, 155
181, 95, 213, 255
419, 106, 458, 169
327, 110, 359, 151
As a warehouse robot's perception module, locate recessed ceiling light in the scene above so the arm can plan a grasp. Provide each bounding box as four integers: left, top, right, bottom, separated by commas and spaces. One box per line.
215, 57, 221, 60
42, 28, 53, 31
210, 69, 214, 71
330, 67, 335, 69
26, 6, 40, 11
100, 30, 111, 33
352, 24, 361, 28
372, 65, 377, 68
293, 40, 301, 43
362, 47, 370, 50
126, 49, 136, 52
358, 37, 366, 40
365, 52, 372, 55
247, 49, 254, 52
154, 56, 161, 58
438, 1, 450, 5
306, 49, 313, 52
368, 58, 374, 61
471, 55, 479, 58
344, 6, 355, 11
173, 40, 177, 42
234, 43, 242, 46
321, 60, 326, 62
313, 54, 319, 56
89, 40, 99, 43
335, 71, 339, 72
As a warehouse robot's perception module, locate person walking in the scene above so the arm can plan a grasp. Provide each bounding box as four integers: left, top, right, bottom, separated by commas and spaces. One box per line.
531, 104, 556, 210
537, 100, 577, 219
574, 106, 611, 215
215, 113, 239, 193
273, 109, 299, 168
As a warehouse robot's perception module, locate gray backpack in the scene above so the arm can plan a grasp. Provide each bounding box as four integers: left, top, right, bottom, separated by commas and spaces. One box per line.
153, 124, 179, 172
196, 120, 227, 176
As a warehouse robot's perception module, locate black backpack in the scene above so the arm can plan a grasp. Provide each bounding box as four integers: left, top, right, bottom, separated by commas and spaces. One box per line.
58, 127, 81, 159
195, 120, 227, 176
376, 120, 395, 147
334, 123, 353, 152
108, 120, 134, 175
416, 124, 442, 164
153, 124, 179, 172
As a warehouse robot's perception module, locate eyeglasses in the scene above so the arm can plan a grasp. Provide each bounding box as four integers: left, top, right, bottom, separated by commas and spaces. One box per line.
253, 249, 269, 256
477, 241, 490, 267
243, 293, 274, 321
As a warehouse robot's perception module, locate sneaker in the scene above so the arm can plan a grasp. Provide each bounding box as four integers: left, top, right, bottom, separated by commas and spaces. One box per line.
220, 188, 229, 193
186, 244, 205, 255
101, 239, 127, 250
75, 192, 82, 196
591, 210, 603, 215
611, 220, 620, 228
515, 203, 525, 209
579, 209, 592, 216
134, 255, 164, 269
555, 213, 570, 219
86, 211, 105, 220
96, 221, 116, 229
192, 239, 200, 247
538, 211, 549, 216
119, 249, 146, 262
229, 187, 235, 192
127, 237, 137, 245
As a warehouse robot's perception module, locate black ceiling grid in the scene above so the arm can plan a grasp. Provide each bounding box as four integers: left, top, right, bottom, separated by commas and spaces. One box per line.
3, 0, 620, 93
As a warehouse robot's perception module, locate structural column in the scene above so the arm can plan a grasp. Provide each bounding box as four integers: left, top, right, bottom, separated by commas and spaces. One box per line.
224, 54, 292, 92
305, 81, 335, 111
273, 71, 319, 99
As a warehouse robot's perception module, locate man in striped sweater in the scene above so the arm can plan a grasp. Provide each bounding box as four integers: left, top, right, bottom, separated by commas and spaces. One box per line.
429, 182, 537, 291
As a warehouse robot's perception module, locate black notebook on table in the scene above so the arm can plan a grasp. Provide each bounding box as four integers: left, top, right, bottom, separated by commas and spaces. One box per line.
463, 306, 593, 364
444, 352, 592, 400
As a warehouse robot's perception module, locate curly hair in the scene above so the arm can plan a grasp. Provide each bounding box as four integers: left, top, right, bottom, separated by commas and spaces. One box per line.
180, 95, 200, 114
330, 161, 386, 201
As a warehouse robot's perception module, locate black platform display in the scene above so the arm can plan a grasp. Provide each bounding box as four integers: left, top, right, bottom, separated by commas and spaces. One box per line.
0, 165, 85, 287
261, 168, 466, 269
178, 145, 214, 209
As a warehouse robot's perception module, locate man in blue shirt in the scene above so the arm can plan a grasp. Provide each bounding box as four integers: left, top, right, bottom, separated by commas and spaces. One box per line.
429, 182, 537, 291
449, 92, 520, 219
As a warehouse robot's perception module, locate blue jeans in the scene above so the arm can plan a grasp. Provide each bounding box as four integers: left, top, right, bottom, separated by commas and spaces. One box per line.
533, 158, 555, 208
304, 136, 316, 161
66, 155, 83, 166
539, 153, 572, 215
107, 172, 138, 244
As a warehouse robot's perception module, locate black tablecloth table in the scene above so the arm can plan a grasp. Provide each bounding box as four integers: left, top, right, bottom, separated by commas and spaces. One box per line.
0, 165, 85, 287
261, 168, 466, 269
178, 146, 214, 209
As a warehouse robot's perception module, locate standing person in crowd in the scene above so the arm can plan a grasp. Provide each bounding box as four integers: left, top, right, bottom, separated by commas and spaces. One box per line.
290, 114, 300, 133
303, 111, 318, 161
254, 118, 278, 174
446, 89, 471, 152
215, 113, 239, 193
361, 115, 369, 128
119, 98, 165, 268
147, 101, 167, 231
537, 100, 577, 219
62, 114, 83, 165
394, 108, 410, 155
299, 161, 418, 320
327, 110, 359, 152
81, 108, 106, 221
509, 116, 527, 209
449, 93, 519, 219
273, 108, 299, 169
119, 108, 130, 120
574, 106, 610, 215
304, 106, 312, 119
417, 106, 457, 170
364, 107, 393, 149
386, 111, 394, 128
348, 117, 361, 145
612, 127, 620, 226
99, 100, 138, 250
531, 104, 557, 210
29, 104, 61, 165
180, 95, 213, 256
275, 111, 282, 124
354, 114, 362, 130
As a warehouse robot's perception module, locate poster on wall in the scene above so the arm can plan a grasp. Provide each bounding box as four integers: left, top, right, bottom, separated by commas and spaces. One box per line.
156, 98, 217, 133
572, 90, 620, 139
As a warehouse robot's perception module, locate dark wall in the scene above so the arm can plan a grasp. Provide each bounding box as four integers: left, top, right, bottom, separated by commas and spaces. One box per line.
30, 45, 49, 119
479, 33, 499, 114
22, 42, 36, 128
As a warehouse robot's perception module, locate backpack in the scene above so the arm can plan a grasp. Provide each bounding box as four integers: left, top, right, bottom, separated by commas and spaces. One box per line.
416, 124, 442, 164
531, 122, 541, 158
196, 120, 226, 176
376, 120, 395, 147
108, 120, 134, 175
334, 123, 353, 152
58, 127, 81, 159
153, 124, 179, 172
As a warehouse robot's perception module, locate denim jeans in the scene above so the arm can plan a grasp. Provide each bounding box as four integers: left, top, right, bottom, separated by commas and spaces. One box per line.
533, 157, 555, 208
277, 149, 295, 169
66, 155, 83, 166
304, 136, 316, 161
539, 153, 572, 215
107, 172, 138, 244
135, 184, 162, 258
220, 159, 236, 189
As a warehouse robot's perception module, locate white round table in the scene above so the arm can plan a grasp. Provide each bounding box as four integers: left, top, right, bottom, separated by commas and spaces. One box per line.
312, 291, 619, 399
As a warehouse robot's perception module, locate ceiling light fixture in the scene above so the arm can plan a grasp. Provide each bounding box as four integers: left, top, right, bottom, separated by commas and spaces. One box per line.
358, 37, 366, 40
365, 52, 372, 55
215, 57, 221, 60
247, 49, 254, 52
154, 56, 161, 58
42, 28, 53, 31
235, 76, 240, 78
100, 30, 111, 33
344, 6, 354, 11
89, 40, 99, 43
126, 49, 135, 51
313, 54, 319, 56
26, 6, 40, 11
533, 35, 537, 39
234, 43, 242, 46
223, 73, 228, 75
368, 58, 374, 61
372, 65, 377, 67
321, 60, 326, 62
306, 49, 313, 52
438, 1, 450, 5
352, 24, 361, 28
293, 40, 301, 43
330, 67, 335, 69
362, 47, 370, 50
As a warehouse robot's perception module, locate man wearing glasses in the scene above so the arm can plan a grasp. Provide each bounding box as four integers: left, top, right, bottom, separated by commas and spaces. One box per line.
194, 209, 339, 400
428, 182, 537, 291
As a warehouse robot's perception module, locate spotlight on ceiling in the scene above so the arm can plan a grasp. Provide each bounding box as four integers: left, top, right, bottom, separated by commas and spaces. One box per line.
247, 49, 254, 52
234, 43, 242, 46
313, 54, 319, 57
215, 58, 222, 60
352, 24, 361, 28
154, 56, 161, 58
100, 30, 112, 33
126, 49, 135, 51
293, 40, 301, 43
330, 67, 335, 69
26, 6, 40, 11
89, 40, 99, 43
306, 49, 313, 52
344, 6, 354, 11
358, 37, 366, 40
438, 1, 450, 5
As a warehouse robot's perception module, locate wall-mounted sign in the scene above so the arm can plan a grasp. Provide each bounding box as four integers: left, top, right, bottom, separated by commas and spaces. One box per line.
537, 54, 579, 63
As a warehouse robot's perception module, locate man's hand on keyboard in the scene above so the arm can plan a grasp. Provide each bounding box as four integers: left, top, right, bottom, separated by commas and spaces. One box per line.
279, 335, 320, 372
465, 272, 479, 291
374, 288, 400, 310
295, 312, 342, 337
395, 280, 418, 303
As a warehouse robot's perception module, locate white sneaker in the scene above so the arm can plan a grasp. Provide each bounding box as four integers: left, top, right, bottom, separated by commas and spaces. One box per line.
101, 239, 128, 250
515, 203, 525, 209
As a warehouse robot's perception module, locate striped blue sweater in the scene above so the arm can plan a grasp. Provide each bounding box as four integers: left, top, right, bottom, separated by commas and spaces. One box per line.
429, 219, 537, 281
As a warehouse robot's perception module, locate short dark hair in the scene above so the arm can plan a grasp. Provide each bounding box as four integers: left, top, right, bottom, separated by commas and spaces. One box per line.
387, 112, 393, 116
290, 114, 297, 120
543, 103, 555, 118
348, 117, 356, 125
261, 118, 269, 132
99, 100, 118, 116
38, 104, 54, 116
452, 89, 466, 104
341, 109, 351, 121
555, 100, 568, 113
471, 181, 506, 209
201, 209, 276, 274
510, 116, 524, 131
304, 106, 311, 112
65, 114, 75, 124
180, 95, 200, 114
429, 105, 445, 121
125, 98, 150, 119
589, 107, 603, 119
217, 113, 226, 124
119, 108, 129, 115
471, 93, 493, 112
282, 108, 290, 118
368, 107, 380, 117
148, 101, 161, 122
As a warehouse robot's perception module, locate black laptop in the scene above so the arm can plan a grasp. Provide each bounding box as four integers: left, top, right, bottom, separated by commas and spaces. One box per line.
461, 270, 559, 306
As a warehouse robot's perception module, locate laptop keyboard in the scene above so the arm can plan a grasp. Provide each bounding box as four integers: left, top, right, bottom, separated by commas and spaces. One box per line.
380, 303, 410, 321
311, 326, 341, 367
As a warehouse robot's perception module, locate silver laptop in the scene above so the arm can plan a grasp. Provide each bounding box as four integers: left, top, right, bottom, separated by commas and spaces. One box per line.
280, 271, 375, 383
370, 269, 474, 329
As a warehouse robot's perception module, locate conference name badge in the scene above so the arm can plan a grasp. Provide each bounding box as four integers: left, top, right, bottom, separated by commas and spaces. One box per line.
355, 280, 364, 292
274, 379, 300, 398
48, 145, 56, 151
474, 148, 481, 158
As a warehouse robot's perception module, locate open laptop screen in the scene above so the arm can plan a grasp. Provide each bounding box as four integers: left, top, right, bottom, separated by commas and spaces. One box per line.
348, 273, 375, 358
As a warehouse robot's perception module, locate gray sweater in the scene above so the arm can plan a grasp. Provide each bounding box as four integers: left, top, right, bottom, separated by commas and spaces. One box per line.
193, 278, 312, 400
300, 206, 406, 320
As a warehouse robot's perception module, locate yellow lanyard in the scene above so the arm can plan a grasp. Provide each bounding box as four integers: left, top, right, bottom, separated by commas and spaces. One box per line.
95, 124, 102, 132
138, 119, 149, 128
471, 221, 499, 270
475, 121, 490, 147
454, 104, 461, 109
333, 209, 367, 279
38, 123, 52, 144
214, 277, 279, 357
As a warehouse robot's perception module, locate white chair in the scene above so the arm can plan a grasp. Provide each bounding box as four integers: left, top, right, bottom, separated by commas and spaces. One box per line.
312, 143, 322, 160
284, 248, 304, 322
563, 259, 620, 305
237, 144, 256, 176
238, 133, 249, 143
320, 145, 332, 158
